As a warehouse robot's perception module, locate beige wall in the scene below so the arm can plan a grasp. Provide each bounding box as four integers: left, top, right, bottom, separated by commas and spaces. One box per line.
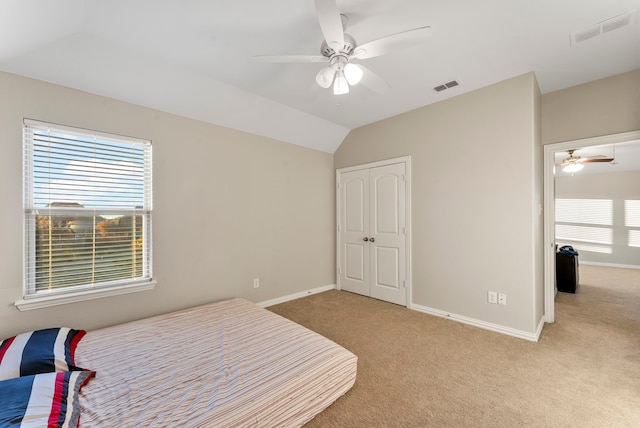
542, 70, 640, 273
5, 68, 634, 340
0, 71, 335, 338
541, 69, 640, 145
532, 77, 545, 328
556, 170, 640, 267
335, 73, 543, 335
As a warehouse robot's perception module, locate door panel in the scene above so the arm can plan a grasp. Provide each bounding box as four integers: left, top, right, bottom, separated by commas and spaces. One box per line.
339, 169, 370, 296
375, 246, 399, 288
373, 174, 399, 235
345, 179, 365, 233
345, 243, 365, 281
370, 163, 406, 305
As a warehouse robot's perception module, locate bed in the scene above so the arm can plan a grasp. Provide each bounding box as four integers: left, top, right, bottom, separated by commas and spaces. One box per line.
74, 298, 357, 427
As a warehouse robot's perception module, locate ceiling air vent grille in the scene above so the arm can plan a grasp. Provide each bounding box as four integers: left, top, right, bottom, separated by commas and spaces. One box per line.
570, 9, 638, 45
433, 80, 459, 92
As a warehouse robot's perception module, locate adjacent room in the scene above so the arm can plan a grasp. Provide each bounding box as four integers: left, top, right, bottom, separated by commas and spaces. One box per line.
1, 0, 639, 426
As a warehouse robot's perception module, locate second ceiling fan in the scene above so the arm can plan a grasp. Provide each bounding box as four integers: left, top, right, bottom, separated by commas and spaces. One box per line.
556, 149, 615, 173
251, 0, 431, 95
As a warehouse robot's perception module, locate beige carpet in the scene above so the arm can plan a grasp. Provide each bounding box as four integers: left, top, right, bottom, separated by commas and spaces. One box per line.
268, 265, 640, 427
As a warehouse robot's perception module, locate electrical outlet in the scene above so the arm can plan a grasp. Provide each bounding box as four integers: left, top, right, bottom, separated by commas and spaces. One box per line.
253, 278, 260, 288
487, 291, 497, 304
498, 293, 507, 305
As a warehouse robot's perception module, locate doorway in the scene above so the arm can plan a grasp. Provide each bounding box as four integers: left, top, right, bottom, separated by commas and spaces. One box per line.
543, 130, 640, 323
336, 156, 411, 306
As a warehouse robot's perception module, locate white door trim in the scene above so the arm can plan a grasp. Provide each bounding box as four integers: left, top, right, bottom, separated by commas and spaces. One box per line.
336, 156, 412, 307
543, 130, 640, 323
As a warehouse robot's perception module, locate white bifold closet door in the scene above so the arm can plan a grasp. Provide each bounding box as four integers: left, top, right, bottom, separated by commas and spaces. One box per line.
338, 162, 407, 306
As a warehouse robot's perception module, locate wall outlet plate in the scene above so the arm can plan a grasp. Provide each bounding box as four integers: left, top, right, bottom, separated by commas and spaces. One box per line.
488, 291, 498, 304
498, 293, 507, 305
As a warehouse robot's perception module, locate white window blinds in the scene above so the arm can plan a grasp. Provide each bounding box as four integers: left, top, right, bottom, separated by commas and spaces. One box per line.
23, 119, 152, 297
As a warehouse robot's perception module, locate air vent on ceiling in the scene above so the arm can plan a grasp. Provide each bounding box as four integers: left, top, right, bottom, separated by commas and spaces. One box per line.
570, 9, 638, 45
433, 80, 459, 92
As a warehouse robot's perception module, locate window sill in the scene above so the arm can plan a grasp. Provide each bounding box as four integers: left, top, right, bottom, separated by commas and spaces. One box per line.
14, 280, 157, 311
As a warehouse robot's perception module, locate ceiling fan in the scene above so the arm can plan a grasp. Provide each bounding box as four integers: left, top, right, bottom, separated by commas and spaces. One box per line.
250, 0, 431, 95
555, 149, 615, 173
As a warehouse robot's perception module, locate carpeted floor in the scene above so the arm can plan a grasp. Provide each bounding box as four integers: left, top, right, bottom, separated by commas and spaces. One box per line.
268, 265, 640, 427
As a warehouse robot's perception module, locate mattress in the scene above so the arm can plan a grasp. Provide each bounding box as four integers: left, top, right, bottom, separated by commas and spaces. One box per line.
75, 298, 357, 427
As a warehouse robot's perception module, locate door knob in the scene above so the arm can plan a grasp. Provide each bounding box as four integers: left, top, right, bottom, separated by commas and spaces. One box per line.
363, 237, 369, 242
369, 237, 375, 242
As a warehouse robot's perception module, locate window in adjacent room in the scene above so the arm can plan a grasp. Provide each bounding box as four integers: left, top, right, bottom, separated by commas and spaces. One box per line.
21, 119, 153, 307
626, 199, 640, 248
555, 198, 613, 254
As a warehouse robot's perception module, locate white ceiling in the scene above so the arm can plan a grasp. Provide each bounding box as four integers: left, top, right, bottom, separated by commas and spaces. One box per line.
1, 0, 639, 153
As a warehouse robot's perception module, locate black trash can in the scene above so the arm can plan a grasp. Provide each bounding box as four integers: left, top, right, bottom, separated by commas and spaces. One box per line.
556, 246, 579, 293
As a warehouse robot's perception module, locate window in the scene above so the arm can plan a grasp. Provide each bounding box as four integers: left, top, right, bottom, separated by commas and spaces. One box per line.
626, 200, 640, 248
21, 119, 153, 309
555, 198, 613, 254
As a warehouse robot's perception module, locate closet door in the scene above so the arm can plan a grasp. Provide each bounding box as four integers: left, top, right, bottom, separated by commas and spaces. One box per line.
369, 163, 406, 306
338, 161, 407, 306
338, 169, 370, 296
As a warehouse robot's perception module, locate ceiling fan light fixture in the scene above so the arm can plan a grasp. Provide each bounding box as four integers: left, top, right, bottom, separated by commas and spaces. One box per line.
316, 66, 335, 88
344, 63, 363, 85
563, 163, 584, 173
333, 71, 349, 95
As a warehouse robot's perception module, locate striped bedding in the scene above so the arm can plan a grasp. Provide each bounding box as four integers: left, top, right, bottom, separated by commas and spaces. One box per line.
75, 298, 357, 427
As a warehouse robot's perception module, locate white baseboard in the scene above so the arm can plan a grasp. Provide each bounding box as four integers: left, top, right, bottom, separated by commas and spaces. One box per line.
580, 261, 640, 270
258, 284, 336, 308
535, 317, 545, 339
258, 286, 544, 342
410, 303, 542, 342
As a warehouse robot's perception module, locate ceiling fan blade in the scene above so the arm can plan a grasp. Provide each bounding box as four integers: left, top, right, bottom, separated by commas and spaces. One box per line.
581, 156, 615, 163
352, 26, 432, 60
250, 55, 328, 63
314, 0, 345, 51
358, 65, 390, 93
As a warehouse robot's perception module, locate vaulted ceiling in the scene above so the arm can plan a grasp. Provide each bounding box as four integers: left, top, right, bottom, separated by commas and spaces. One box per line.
1, 0, 639, 153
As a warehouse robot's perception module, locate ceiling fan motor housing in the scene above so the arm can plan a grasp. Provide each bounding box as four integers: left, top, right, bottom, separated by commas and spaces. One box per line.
321, 33, 357, 58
